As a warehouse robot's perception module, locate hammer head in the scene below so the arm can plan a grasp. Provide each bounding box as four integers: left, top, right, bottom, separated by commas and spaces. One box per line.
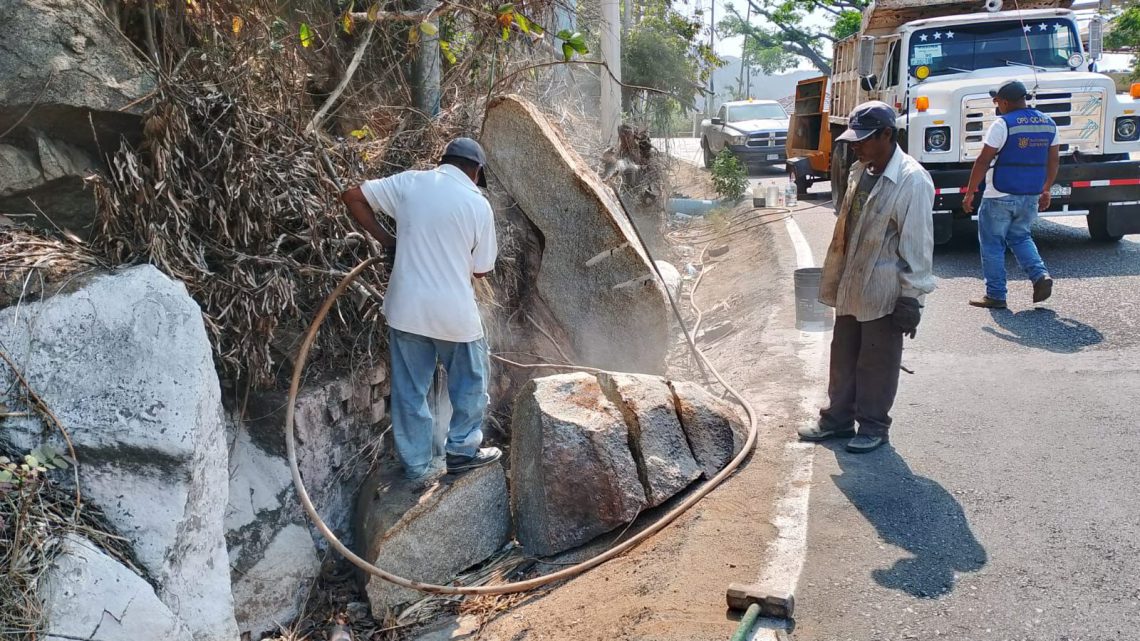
726, 582, 795, 619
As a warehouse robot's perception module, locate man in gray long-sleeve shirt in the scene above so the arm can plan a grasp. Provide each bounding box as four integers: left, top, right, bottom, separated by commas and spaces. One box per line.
798, 101, 936, 453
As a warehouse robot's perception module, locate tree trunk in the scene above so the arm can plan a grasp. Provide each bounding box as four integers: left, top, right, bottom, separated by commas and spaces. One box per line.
411, 0, 440, 119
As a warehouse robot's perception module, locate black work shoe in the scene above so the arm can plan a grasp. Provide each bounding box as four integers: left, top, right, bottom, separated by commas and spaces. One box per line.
846, 434, 887, 453
1032, 275, 1053, 303
969, 296, 1007, 309
446, 447, 503, 474
798, 422, 856, 442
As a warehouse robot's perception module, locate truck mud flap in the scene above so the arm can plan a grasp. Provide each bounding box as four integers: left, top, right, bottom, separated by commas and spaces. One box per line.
1107, 203, 1140, 237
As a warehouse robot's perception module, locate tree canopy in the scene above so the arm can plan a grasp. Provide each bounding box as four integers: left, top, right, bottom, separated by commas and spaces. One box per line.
1106, 0, 1140, 78
622, 0, 723, 111
720, 0, 868, 76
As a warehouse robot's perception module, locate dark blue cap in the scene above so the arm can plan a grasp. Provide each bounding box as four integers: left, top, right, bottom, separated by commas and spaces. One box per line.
442, 137, 488, 186
989, 80, 1028, 101
837, 101, 897, 142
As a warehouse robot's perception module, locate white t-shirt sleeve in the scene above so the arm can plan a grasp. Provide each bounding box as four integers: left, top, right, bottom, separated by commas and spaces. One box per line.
360, 172, 413, 220
472, 203, 498, 274
983, 118, 1007, 150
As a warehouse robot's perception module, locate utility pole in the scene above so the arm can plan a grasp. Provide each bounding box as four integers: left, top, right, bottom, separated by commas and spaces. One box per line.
738, 2, 750, 99
705, 0, 715, 116
599, 0, 622, 145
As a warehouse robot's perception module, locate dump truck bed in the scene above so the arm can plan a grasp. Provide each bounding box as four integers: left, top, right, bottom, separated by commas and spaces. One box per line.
861, 0, 1072, 34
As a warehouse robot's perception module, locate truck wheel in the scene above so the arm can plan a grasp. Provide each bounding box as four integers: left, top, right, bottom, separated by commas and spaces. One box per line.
701, 139, 714, 169
1087, 204, 1123, 242
830, 141, 851, 205
791, 168, 811, 196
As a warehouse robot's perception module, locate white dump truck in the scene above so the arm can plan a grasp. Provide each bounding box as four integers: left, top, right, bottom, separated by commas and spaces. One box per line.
785, 0, 1140, 242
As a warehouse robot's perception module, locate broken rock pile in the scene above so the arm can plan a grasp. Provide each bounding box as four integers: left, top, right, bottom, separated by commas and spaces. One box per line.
510, 372, 748, 557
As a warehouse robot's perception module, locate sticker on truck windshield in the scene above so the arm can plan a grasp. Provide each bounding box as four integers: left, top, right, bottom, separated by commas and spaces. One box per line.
911, 44, 942, 65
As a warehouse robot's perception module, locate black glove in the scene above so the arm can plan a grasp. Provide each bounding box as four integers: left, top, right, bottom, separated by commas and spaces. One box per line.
893, 297, 922, 339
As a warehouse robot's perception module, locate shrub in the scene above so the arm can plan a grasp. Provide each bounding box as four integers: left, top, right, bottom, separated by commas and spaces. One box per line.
711, 150, 748, 201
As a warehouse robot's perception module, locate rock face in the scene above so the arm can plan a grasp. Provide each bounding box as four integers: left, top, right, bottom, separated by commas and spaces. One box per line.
482, 96, 669, 374
227, 366, 388, 638
510, 373, 647, 557
0, 265, 239, 641
510, 373, 749, 556
669, 381, 750, 479
356, 462, 511, 613
41, 535, 193, 641
600, 373, 702, 507
0, 0, 155, 236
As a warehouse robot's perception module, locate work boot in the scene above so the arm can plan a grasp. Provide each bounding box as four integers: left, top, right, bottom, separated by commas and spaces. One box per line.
1032, 275, 1054, 303
797, 421, 855, 442
846, 434, 888, 453
969, 296, 1007, 309
446, 447, 503, 474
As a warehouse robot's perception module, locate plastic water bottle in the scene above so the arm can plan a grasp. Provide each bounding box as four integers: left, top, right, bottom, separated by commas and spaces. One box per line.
785, 179, 798, 208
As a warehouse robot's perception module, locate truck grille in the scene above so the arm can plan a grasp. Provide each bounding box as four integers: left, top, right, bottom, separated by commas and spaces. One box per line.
746, 132, 788, 148
960, 89, 1105, 161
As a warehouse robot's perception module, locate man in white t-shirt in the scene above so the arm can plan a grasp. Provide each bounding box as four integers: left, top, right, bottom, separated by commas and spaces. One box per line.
962, 80, 1057, 309
340, 138, 501, 482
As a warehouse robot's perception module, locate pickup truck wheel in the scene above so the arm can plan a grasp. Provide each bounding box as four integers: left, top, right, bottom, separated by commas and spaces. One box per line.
1087, 204, 1123, 242
701, 139, 714, 169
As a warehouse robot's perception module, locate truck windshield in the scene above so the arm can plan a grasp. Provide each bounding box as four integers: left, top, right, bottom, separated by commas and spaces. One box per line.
727, 104, 787, 121
907, 19, 1081, 78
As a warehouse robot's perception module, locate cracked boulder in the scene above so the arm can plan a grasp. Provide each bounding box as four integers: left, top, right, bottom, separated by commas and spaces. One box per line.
40, 534, 193, 641
510, 372, 749, 556
0, 265, 238, 641
482, 96, 669, 374
510, 373, 647, 557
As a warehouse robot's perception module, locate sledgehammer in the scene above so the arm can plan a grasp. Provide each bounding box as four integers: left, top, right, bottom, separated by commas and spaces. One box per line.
726, 582, 795, 641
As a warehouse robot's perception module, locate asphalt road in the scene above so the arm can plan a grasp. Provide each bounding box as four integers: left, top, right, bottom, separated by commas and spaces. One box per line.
787, 184, 1140, 641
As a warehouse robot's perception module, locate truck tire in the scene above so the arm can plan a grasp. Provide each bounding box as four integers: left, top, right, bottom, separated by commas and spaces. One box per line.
830, 141, 851, 206
701, 138, 714, 169
1087, 204, 1123, 243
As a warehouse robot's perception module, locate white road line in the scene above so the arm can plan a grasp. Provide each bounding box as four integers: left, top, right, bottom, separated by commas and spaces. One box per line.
751, 216, 826, 641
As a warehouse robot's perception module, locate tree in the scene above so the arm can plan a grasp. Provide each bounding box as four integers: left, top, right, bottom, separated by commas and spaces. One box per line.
720, 0, 868, 75
622, 0, 723, 115
1106, 0, 1140, 78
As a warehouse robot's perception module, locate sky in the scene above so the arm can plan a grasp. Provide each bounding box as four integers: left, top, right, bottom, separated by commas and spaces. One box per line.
671, 0, 1134, 73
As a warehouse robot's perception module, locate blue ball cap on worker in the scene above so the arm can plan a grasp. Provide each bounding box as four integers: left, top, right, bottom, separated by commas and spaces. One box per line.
989, 79, 1029, 101
836, 101, 897, 142
442, 136, 488, 187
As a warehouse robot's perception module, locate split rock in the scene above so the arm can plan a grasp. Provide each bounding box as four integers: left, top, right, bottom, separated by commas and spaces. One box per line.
669, 380, 750, 478
599, 372, 701, 507
510, 373, 647, 556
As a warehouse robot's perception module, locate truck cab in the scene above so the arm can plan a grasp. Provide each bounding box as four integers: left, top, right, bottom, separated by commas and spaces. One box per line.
821, 0, 1140, 243
700, 99, 790, 170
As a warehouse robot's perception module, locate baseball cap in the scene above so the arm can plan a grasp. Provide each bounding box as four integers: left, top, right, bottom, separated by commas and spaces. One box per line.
989, 80, 1028, 101
836, 101, 897, 142
442, 137, 488, 187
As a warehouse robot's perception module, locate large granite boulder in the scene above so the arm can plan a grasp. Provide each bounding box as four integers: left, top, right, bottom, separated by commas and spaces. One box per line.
355, 461, 511, 613
0, 0, 155, 236
227, 365, 388, 638
600, 373, 702, 507
482, 96, 669, 375
0, 265, 239, 641
40, 535, 193, 641
510, 373, 647, 557
510, 373, 750, 556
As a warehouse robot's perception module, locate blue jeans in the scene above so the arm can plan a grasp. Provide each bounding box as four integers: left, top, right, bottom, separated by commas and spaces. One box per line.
389, 328, 489, 478
977, 195, 1049, 301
